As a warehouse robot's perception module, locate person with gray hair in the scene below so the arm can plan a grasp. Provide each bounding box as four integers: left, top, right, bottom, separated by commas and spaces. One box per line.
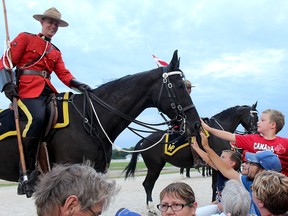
220, 179, 251, 216
34, 163, 119, 216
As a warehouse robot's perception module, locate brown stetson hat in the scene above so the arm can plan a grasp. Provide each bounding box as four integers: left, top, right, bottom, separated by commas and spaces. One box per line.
33, 7, 69, 27
184, 80, 196, 88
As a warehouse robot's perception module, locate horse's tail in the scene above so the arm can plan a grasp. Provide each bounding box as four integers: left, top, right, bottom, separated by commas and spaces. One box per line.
124, 138, 143, 179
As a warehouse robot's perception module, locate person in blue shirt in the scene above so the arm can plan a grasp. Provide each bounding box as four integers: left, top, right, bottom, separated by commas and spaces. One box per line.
192, 132, 282, 216
191, 142, 241, 207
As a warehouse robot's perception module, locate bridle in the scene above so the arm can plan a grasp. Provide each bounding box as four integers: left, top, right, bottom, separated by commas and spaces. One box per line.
211, 109, 258, 135
156, 67, 196, 135
246, 110, 258, 134
235, 109, 258, 135
232, 109, 259, 156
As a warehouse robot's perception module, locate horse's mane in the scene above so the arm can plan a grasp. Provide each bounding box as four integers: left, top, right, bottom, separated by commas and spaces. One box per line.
93, 49, 180, 92
95, 68, 160, 91
212, 105, 250, 120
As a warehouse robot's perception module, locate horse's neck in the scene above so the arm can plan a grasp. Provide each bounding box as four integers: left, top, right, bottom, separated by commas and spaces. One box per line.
91, 69, 162, 137
212, 113, 241, 132
103, 69, 160, 105
115, 71, 161, 116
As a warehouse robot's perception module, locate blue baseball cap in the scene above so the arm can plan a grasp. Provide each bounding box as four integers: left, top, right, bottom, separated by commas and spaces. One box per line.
115, 208, 141, 216
245, 151, 282, 172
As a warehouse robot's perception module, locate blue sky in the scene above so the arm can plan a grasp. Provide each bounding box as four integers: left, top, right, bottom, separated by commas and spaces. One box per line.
1, 0, 288, 148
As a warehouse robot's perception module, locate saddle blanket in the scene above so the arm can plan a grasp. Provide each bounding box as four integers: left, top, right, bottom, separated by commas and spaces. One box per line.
164, 133, 192, 156
0, 92, 70, 141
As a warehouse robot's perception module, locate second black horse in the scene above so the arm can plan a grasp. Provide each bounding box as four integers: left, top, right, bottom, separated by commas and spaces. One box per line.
125, 103, 258, 214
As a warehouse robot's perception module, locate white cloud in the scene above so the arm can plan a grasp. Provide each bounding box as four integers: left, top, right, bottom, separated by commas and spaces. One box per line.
189, 49, 287, 79
1, 0, 288, 146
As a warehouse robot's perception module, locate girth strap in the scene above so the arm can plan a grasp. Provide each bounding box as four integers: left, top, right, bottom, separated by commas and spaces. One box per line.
19, 70, 51, 79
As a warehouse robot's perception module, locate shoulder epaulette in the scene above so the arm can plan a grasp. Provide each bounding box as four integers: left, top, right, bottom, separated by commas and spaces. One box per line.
22, 32, 60, 51
23, 32, 36, 36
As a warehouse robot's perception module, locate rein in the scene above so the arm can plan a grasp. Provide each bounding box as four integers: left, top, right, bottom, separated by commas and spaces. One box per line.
65, 69, 193, 153
210, 117, 225, 131
156, 68, 195, 135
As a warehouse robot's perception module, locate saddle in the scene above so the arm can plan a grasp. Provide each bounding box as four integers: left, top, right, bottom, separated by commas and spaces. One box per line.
0, 92, 71, 173
164, 133, 191, 156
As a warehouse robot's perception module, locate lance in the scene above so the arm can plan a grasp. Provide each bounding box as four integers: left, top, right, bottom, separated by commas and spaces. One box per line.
2, 0, 28, 184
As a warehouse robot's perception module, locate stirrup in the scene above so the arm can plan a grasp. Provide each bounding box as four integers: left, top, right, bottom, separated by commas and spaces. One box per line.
17, 170, 40, 198
17, 180, 34, 198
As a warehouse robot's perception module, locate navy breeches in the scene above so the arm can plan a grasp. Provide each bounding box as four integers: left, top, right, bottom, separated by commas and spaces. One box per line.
18, 95, 48, 138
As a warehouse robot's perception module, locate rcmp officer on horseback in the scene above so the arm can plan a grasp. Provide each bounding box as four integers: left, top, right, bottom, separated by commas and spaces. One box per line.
0, 7, 92, 197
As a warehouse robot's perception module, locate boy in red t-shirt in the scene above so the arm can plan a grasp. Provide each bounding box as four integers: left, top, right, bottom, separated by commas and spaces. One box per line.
201, 109, 288, 176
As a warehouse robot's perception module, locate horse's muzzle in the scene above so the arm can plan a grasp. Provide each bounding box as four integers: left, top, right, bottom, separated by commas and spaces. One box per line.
186, 120, 201, 137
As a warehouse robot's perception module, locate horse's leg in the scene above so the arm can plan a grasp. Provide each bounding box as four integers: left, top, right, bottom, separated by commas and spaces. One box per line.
143, 163, 165, 215
202, 166, 205, 177
186, 168, 191, 178
180, 167, 184, 175
211, 169, 217, 202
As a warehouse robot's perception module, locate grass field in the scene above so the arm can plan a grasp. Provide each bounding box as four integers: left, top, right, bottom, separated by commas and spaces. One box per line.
110, 160, 173, 170
0, 160, 184, 185
108, 160, 195, 178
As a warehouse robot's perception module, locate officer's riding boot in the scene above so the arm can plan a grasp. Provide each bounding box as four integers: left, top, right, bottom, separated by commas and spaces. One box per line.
192, 148, 205, 169
17, 137, 40, 198
17, 165, 25, 195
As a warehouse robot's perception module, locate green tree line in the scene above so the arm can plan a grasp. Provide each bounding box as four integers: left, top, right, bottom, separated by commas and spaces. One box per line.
112, 147, 135, 159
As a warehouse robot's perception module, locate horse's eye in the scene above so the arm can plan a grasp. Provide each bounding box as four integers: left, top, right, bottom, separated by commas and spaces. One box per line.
179, 83, 185, 89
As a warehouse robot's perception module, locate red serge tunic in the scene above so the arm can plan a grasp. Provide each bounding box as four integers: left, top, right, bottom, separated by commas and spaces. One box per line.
235, 134, 288, 176
0, 32, 75, 99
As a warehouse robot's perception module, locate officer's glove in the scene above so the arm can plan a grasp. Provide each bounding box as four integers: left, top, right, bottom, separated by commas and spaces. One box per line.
78, 83, 92, 92
2, 82, 18, 101
70, 79, 92, 93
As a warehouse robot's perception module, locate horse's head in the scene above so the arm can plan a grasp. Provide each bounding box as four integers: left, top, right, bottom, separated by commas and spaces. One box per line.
240, 102, 259, 134
154, 50, 201, 136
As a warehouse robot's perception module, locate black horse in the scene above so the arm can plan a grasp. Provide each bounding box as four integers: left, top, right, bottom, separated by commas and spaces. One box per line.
124, 103, 258, 215
0, 50, 201, 183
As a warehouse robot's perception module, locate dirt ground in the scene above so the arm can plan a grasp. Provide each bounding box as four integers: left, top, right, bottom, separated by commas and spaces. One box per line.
0, 170, 213, 216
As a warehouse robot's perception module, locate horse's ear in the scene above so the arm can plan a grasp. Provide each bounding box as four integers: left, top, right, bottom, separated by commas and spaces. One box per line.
168, 50, 179, 71
176, 57, 180, 69
252, 101, 258, 110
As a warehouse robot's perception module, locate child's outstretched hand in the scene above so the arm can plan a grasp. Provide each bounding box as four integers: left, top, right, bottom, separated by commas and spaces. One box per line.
200, 118, 210, 131
191, 137, 200, 150
199, 131, 209, 149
